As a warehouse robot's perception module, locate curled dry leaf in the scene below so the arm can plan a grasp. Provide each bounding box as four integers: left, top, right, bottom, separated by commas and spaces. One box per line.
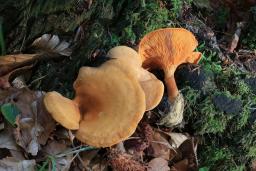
0, 64, 33, 89
80, 149, 100, 169
31, 34, 72, 56
147, 131, 173, 160
147, 158, 170, 171
43, 141, 72, 171
177, 138, 198, 171
0, 34, 71, 89
0, 130, 19, 151
0, 157, 36, 171
165, 132, 189, 149
170, 159, 189, 171
0, 88, 55, 156
228, 22, 245, 53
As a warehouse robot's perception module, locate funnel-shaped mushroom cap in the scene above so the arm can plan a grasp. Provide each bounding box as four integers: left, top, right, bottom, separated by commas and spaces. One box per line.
139, 28, 202, 76
74, 65, 146, 147
44, 91, 80, 130
105, 46, 164, 111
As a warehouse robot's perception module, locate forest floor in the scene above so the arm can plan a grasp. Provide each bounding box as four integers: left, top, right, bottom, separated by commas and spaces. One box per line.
0, 0, 256, 171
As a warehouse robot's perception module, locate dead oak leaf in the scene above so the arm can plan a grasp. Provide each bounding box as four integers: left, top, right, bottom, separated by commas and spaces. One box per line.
0, 157, 36, 171
170, 159, 189, 171
0, 88, 55, 156
147, 158, 170, 171
42, 141, 72, 171
147, 131, 172, 160
0, 130, 19, 151
177, 138, 198, 171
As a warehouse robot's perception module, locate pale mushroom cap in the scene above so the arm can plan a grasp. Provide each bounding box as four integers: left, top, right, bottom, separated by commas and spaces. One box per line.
106, 46, 142, 78
139, 69, 164, 111
107, 46, 142, 67
105, 46, 164, 111
44, 91, 80, 130
75, 65, 146, 147
138, 28, 202, 76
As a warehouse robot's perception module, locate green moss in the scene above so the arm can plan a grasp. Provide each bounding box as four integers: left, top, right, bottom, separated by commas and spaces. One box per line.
105, 0, 171, 46
242, 24, 256, 50
183, 43, 256, 170
248, 146, 256, 158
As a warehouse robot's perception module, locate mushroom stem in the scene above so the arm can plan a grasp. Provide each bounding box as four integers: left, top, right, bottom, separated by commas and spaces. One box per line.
164, 75, 179, 103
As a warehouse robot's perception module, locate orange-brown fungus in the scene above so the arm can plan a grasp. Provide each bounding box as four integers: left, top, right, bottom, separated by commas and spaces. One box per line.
74, 65, 145, 147
139, 28, 201, 101
105, 46, 164, 111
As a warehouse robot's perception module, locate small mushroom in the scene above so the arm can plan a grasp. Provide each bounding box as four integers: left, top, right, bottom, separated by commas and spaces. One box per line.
106, 46, 164, 111
139, 28, 202, 126
74, 64, 146, 147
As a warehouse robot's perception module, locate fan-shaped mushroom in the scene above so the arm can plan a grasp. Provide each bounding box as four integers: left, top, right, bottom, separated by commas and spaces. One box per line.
44, 63, 146, 147
139, 28, 202, 126
74, 64, 145, 147
106, 46, 164, 111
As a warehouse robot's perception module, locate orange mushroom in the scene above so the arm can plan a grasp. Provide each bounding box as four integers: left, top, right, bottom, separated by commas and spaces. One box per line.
106, 46, 164, 111
44, 92, 80, 130
139, 28, 202, 126
74, 65, 145, 147
44, 62, 146, 147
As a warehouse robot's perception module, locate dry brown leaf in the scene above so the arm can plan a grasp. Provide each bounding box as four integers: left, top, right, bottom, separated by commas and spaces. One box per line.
9, 150, 25, 160
167, 132, 189, 149
44, 140, 68, 155
178, 138, 198, 171
14, 90, 55, 156
31, 34, 72, 56
80, 149, 100, 168
147, 131, 172, 160
147, 158, 170, 171
228, 22, 245, 53
0, 88, 55, 156
170, 159, 189, 171
0, 157, 36, 171
0, 130, 19, 150
0, 54, 36, 77
0, 34, 71, 89
43, 141, 72, 171
0, 65, 33, 89
88, 157, 108, 171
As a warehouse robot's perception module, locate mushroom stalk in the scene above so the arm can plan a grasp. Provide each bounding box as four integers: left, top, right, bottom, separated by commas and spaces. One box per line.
164, 75, 179, 103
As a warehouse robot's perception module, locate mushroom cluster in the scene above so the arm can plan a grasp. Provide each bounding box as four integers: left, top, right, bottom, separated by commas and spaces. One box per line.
43, 28, 201, 147
44, 46, 164, 147
139, 28, 202, 126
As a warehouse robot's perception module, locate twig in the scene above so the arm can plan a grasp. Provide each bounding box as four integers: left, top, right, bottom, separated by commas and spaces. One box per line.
28, 75, 47, 87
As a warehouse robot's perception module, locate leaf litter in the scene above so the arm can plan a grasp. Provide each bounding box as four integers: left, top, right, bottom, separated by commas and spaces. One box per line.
1, 1, 256, 170
0, 34, 202, 171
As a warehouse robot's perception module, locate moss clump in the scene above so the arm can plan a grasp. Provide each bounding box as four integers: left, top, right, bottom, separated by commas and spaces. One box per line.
182, 47, 256, 170
105, 0, 171, 47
